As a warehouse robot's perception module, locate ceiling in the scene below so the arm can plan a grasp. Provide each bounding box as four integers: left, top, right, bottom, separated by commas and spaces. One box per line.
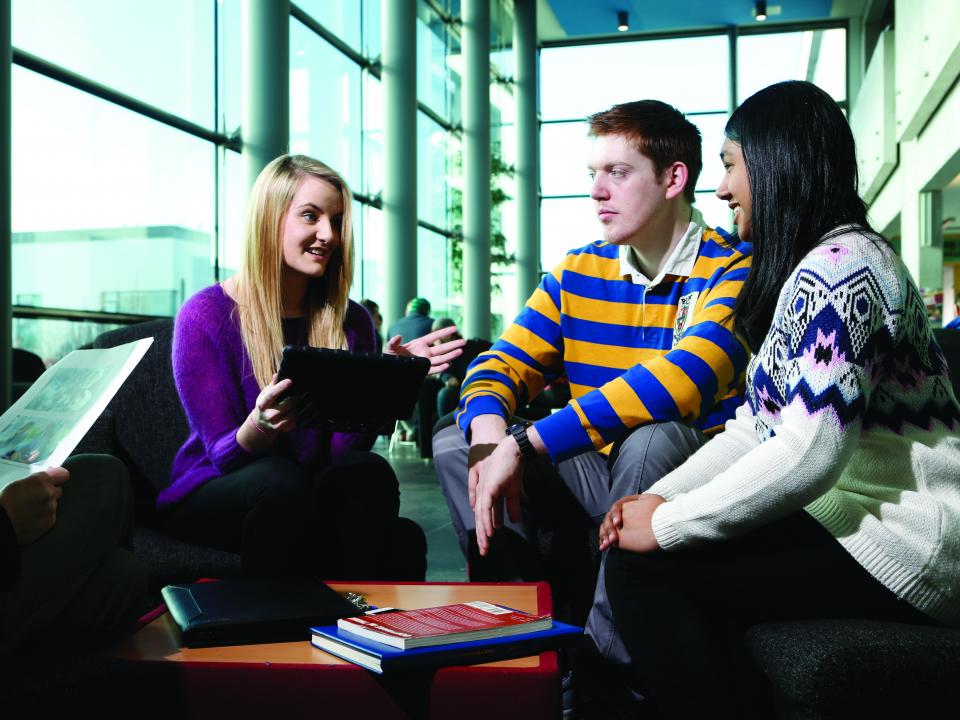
537, 0, 864, 42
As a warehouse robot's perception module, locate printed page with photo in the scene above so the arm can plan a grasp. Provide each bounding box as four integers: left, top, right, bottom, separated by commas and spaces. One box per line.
0, 338, 153, 490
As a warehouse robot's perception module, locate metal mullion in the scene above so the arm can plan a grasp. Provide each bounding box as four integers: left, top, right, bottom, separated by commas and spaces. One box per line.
290, 3, 373, 71
542, 26, 727, 49
13, 306, 166, 325
352, 190, 381, 208
418, 100, 459, 133
736, 18, 846, 37
423, 0, 455, 27
12, 49, 237, 150
417, 218, 456, 238
540, 18, 847, 50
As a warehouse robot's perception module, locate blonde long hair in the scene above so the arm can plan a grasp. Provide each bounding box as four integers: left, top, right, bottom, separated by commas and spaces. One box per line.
234, 154, 355, 388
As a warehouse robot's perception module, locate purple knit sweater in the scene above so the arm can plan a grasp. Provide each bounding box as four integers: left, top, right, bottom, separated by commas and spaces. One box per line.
162, 284, 377, 508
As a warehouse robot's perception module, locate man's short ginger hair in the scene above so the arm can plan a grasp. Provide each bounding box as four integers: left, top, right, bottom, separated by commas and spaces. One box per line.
588, 100, 702, 203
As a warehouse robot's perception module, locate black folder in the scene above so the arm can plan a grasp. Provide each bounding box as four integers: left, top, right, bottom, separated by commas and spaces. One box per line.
161, 576, 363, 648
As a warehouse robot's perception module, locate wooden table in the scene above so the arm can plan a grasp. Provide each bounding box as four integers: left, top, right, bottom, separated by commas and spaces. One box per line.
106, 581, 562, 719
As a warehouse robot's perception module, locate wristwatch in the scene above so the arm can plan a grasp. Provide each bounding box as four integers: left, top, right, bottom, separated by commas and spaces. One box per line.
506, 420, 538, 461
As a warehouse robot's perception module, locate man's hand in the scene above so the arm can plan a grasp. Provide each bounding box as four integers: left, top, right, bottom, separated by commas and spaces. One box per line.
473, 436, 524, 556
467, 415, 508, 510
613, 494, 666, 554
598, 493, 641, 551
0, 467, 69, 545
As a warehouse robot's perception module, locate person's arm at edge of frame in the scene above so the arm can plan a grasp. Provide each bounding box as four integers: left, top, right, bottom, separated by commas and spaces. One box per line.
0, 467, 70, 589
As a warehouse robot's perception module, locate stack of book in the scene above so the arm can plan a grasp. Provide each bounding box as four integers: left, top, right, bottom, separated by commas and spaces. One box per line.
311, 600, 581, 673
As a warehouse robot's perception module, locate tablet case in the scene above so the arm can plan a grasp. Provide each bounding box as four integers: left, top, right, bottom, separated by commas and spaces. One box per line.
276, 346, 431, 431
161, 576, 363, 648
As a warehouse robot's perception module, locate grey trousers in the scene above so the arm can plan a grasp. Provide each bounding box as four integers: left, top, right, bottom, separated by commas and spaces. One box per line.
433, 420, 706, 651
0, 454, 147, 657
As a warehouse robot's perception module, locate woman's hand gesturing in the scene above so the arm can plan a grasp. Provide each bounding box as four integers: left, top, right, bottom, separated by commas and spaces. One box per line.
384, 325, 466, 375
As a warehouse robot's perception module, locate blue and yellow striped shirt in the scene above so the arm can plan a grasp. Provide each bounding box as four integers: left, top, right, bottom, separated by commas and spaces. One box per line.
456, 217, 752, 463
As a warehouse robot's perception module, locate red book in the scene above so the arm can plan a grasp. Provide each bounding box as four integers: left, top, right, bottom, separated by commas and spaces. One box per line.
336, 601, 553, 650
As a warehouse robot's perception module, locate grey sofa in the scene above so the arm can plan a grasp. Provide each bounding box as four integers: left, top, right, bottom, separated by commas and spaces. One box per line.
75, 318, 244, 589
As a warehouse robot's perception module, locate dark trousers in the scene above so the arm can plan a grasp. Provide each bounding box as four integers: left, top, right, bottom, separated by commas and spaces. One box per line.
604, 510, 936, 719
162, 452, 425, 580
434, 421, 705, 624
1, 454, 147, 658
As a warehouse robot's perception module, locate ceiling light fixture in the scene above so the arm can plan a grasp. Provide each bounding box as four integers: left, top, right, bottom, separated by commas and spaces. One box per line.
755, 1, 768, 21
617, 11, 629, 32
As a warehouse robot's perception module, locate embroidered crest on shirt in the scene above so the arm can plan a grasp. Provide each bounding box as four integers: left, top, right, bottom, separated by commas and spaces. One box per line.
673, 292, 698, 345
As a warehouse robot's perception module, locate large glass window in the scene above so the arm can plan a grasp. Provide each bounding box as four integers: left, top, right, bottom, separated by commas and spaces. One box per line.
738, 28, 847, 104
540, 35, 730, 122
12, 69, 215, 320
417, 227, 452, 317
417, 4, 452, 118
418, 113, 451, 229
295, 0, 362, 53
13, 0, 216, 128
289, 18, 363, 181
539, 34, 731, 269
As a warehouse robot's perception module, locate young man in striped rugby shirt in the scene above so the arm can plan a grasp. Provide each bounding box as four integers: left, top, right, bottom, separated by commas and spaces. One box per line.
434, 100, 751, 629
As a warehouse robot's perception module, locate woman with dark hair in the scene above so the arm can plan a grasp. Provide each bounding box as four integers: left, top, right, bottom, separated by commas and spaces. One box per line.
597, 81, 960, 717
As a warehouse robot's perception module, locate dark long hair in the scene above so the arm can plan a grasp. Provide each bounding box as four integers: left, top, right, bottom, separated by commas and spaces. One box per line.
727, 81, 871, 352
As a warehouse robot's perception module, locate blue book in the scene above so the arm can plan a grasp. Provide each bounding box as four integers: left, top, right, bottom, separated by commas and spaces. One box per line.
311, 620, 582, 674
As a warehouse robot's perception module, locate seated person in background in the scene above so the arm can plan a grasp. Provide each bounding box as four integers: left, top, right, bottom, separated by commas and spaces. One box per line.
600, 81, 960, 718
1, 455, 146, 657
387, 297, 434, 344
390, 298, 438, 442
162, 154, 463, 580
359, 298, 384, 352
433, 100, 751, 626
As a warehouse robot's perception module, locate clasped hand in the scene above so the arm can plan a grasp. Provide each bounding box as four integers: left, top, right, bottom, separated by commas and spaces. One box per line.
598, 493, 665, 553
384, 325, 466, 375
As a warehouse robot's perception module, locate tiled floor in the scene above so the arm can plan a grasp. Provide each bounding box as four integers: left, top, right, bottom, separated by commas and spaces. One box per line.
377, 437, 468, 582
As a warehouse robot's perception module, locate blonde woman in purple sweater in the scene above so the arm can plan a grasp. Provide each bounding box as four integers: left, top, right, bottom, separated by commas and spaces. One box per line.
162, 155, 462, 579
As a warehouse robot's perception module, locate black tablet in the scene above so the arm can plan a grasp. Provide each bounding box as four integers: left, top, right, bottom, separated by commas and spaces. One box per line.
276, 346, 431, 432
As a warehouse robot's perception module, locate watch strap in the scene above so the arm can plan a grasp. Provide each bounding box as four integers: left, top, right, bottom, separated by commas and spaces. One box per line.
507, 421, 538, 461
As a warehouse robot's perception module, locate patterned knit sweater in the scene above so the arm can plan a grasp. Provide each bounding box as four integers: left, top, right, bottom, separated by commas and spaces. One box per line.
456, 211, 752, 463
649, 228, 960, 625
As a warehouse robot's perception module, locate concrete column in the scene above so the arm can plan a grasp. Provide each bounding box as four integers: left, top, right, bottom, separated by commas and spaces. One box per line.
900, 139, 945, 291
382, 0, 417, 328
462, 0, 491, 339
1, 0, 11, 409
242, 0, 290, 194
513, 0, 539, 315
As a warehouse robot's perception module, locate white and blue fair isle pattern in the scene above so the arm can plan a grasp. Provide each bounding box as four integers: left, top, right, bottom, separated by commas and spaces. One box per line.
747, 230, 960, 441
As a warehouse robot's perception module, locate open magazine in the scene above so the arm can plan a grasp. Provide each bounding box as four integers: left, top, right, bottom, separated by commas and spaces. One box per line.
0, 338, 153, 491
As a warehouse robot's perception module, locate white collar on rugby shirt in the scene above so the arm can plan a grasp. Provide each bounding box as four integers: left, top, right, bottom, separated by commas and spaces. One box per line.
619, 207, 706, 287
